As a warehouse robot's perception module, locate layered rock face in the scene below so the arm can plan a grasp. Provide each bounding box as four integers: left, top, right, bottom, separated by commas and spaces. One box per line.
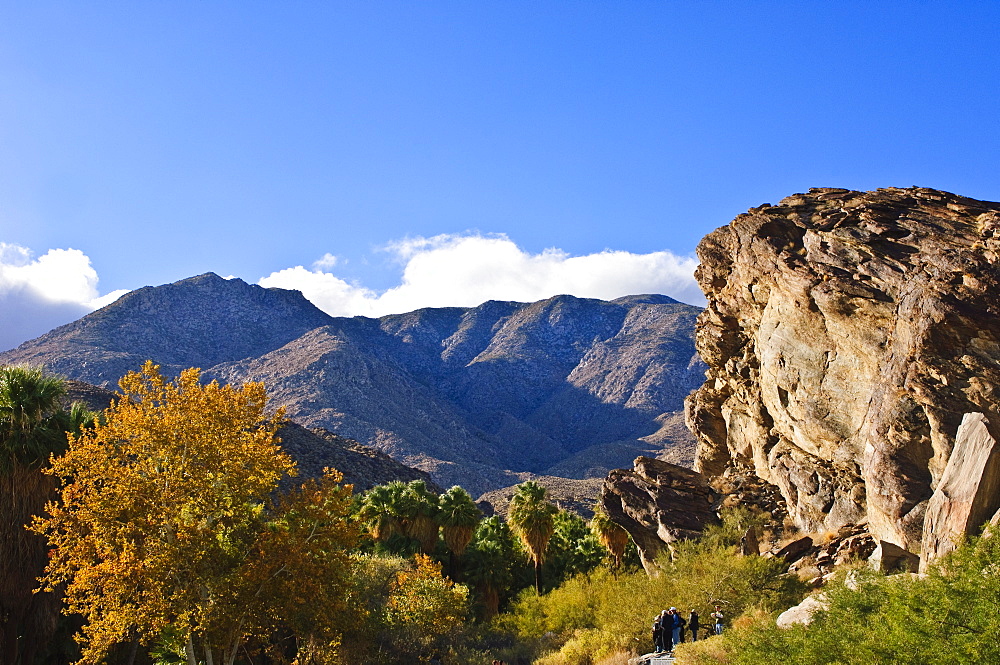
601, 457, 718, 571
686, 187, 1000, 554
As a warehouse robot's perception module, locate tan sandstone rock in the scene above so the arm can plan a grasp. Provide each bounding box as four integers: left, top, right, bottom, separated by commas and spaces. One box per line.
776, 594, 829, 628
686, 187, 1000, 556
869, 540, 919, 574
920, 412, 1000, 570
599, 456, 718, 572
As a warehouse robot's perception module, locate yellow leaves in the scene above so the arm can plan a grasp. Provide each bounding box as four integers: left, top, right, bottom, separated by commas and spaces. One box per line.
387, 553, 469, 638
33, 362, 358, 664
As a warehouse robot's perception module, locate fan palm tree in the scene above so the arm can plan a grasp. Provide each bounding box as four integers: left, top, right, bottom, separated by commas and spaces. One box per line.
437, 485, 481, 578
399, 479, 440, 553
463, 516, 517, 620
590, 507, 630, 576
0, 366, 94, 664
508, 481, 557, 594
358, 483, 403, 542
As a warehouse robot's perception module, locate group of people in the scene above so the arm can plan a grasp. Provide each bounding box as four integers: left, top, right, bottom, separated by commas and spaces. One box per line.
650, 605, 725, 654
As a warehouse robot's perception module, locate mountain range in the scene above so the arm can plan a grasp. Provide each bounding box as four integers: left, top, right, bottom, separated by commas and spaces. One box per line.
1, 273, 704, 495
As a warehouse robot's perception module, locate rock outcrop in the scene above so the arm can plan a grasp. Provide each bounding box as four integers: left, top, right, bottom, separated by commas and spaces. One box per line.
868, 541, 919, 574
776, 594, 829, 628
686, 187, 1000, 558
920, 412, 1000, 569
600, 456, 718, 571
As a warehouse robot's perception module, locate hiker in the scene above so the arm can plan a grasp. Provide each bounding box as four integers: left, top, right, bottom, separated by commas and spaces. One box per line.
651, 612, 662, 653
677, 607, 688, 643
711, 605, 725, 635
669, 607, 683, 649
688, 609, 700, 641
655, 609, 670, 652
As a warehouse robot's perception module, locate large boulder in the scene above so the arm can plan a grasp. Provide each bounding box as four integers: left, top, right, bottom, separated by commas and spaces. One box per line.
600, 456, 718, 572
686, 187, 1000, 556
920, 412, 1000, 570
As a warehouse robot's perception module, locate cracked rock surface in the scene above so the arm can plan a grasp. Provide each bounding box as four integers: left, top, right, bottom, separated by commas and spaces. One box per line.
686, 187, 1000, 553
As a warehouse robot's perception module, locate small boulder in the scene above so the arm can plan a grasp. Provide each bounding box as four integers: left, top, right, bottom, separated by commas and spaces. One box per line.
776, 594, 829, 628
776, 535, 815, 563
740, 526, 760, 556
869, 541, 919, 573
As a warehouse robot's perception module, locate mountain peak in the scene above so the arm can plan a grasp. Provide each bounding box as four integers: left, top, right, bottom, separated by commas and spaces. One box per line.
1, 273, 335, 384
0, 278, 704, 493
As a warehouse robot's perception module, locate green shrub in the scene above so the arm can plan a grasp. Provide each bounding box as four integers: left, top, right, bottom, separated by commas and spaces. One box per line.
501, 509, 806, 665
679, 530, 1000, 664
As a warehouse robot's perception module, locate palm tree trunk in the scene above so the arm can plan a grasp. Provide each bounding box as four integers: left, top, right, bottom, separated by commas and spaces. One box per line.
534, 559, 542, 594
0, 465, 59, 660
481, 584, 499, 620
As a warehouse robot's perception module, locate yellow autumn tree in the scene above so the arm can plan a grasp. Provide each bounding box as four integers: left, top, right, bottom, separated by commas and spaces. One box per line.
387, 554, 469, 654
33, 361, 358, 665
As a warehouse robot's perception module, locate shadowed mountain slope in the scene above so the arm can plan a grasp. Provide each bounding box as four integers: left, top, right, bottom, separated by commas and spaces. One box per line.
58, 380, 436, 493
2, 274, 704, 494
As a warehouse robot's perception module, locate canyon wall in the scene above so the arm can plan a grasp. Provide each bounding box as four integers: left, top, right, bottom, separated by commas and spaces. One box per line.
686, 187, 1000, 553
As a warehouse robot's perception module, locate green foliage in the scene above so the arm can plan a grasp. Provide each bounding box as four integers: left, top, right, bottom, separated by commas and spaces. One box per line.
509, 481, 559, 593
0, 365, 96, 473
590, 508, 631, 572
389, 554, 470, 631
357, 479, 448, 556
502, 508, 806, 665
687, 531, 1000, 665
358, 483, 404, 543
464, 516, 529, 619
690, 505, 769, 553
0, 365, 95, 663
438, 485, 482, 557
543, 510, 606, 586
400, 479, 441, 553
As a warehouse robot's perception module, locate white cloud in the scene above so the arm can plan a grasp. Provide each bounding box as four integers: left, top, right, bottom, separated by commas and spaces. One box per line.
312, 253, 339, 270
1, 234, 704, 354
0, 243, 128, 352
259, 233, 704, 318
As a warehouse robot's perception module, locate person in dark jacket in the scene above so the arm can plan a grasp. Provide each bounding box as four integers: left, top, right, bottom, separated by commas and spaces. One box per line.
688, 609, 700, 641
652, 609, 667, 653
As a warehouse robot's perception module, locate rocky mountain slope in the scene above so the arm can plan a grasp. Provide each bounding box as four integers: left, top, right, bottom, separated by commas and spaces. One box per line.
61, 380, 437, 492
2, 274, 704, 494
679, 187, 1000, 562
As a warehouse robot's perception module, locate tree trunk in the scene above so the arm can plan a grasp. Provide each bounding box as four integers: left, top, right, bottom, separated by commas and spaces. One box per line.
534, 559, 542, 594
480, 584, 499, 620
126, 636, 140, 665
186, 634, 197, 665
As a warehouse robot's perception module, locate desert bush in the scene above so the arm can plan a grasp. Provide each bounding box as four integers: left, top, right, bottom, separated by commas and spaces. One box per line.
501, 509, 806, 665
675, 530, 1000, 664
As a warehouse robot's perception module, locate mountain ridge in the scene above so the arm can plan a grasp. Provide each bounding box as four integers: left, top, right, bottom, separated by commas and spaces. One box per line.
1, 274, 704, 494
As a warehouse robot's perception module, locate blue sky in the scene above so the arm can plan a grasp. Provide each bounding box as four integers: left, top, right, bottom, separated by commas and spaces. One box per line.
1, 1, 998, 351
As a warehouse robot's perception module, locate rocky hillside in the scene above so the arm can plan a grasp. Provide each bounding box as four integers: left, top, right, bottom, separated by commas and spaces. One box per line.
6, 274, 334, 386
682, 187, 1000, 563
2, 274, 704, 495
60, 380, 437, 492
